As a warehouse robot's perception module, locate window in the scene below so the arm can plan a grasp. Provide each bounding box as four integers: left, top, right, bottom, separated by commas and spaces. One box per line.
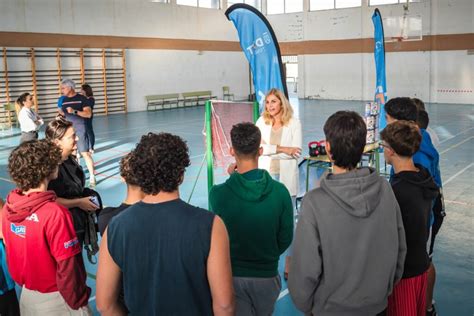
150, 0, 169, 3
310, 0, 361, 11
336, 0, 361, 9
228, 0, 262, 11
199, 0, 220, 8
310, 0, 333, 10
285, 1, 303, 13
177, 0, 197, 6
267, 0, 303, 14
369, 0, 417, 5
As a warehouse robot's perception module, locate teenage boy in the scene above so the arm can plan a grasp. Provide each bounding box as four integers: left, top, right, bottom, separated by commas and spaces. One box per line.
98, 152, 144, 235
96, 133, 234, 316
381, 121, 439, 315
412, 98, 439, 148
385, 97, 445, 316
2, 140, 91, 315
289, 111, 407, 316
209, 122, 293, 316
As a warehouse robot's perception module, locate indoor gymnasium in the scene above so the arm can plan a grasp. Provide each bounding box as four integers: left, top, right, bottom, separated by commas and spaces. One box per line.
0, 0, 472, 315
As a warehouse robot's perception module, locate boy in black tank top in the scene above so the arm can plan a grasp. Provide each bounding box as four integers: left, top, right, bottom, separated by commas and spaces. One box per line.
96, 133, 235, 315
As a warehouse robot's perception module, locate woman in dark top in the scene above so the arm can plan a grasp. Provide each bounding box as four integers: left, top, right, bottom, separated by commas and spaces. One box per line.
80, 84, 95, 153
45, 117, 100, 258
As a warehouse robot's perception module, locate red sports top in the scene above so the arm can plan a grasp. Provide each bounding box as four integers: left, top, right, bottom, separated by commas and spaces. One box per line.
2, 190, 81, 293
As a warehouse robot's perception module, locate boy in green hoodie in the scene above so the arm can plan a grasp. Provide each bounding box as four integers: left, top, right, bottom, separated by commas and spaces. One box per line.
209, 122, 293, 316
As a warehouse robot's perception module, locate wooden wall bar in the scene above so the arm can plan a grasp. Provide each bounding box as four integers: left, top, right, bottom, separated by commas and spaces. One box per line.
0, 47, 127, 125
0, 31, 473, 54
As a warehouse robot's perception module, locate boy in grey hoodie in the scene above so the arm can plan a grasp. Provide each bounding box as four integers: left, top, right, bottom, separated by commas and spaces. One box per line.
288, 111, 407, 316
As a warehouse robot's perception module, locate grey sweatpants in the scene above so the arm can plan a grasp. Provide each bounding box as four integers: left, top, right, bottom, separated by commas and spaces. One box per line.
233, 275, 282, 316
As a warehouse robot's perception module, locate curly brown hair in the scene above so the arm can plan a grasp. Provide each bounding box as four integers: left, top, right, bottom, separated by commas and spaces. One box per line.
129, 133, 190, 195
8, 140, 62, 191
120, 152, 140, 186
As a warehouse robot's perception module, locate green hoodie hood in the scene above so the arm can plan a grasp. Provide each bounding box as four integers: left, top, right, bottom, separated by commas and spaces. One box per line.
225, 169, 275, 202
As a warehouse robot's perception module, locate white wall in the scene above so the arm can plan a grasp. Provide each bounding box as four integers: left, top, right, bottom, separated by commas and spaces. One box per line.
268, 0, 473, 104
0, 0, 472, 108
0, 0, 249, 112
126, 49, 249, 112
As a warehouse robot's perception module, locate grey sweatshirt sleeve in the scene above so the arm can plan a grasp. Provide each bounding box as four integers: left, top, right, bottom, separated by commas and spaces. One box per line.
288, 197, 322, 313
394, 202, 407, 285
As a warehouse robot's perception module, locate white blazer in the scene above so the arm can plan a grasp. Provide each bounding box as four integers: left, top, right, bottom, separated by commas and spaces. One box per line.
256, 116, 302, 196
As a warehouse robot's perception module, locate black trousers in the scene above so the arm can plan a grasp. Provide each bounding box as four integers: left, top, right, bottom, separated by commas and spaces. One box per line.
0, 289, 20, 316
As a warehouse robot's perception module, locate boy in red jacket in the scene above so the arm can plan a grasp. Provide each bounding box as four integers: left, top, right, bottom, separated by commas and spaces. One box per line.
1, 140, 91, 315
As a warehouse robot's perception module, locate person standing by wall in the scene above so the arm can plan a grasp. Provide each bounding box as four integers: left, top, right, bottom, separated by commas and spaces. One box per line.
80, 84, 96, 154
15, 92, 43, 143
60, 79, 96, 186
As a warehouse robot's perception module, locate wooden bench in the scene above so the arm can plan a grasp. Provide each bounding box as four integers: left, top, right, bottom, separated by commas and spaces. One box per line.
146, 94, 180, 111
182, 91, 216, 107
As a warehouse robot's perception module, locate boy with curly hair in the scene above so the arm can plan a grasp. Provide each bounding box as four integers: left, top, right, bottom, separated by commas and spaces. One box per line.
1, 140, 91, 315
98, 152, 144, 236
96, 133, 234, 316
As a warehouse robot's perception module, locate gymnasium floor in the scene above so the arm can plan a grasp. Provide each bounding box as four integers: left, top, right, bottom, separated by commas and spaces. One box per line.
0, 99, 472, 315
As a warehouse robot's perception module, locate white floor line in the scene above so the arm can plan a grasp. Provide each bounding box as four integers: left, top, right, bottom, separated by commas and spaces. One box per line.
89, 296, 96, 302
443, 162, 474, 186
440, 136, 474, 155
278, 288, 289, 300
439, 126, 474, 144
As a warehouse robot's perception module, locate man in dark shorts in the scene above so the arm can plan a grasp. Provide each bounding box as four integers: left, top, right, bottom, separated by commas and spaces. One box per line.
60, 79, 96, 186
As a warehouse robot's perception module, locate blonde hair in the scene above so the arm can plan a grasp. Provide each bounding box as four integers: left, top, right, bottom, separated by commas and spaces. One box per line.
262, 88, 293, 126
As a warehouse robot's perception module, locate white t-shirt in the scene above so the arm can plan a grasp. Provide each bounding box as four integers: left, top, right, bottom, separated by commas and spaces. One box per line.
18, 107, 43, 133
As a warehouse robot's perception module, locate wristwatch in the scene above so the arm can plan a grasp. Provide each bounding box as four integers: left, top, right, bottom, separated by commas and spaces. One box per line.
74, 110, 78, 115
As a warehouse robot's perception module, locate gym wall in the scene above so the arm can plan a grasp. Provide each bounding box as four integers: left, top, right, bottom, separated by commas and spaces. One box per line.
0, 0, 472, 113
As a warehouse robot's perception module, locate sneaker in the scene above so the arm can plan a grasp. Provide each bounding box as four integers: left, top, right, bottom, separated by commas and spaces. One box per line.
426, 304, 437, 316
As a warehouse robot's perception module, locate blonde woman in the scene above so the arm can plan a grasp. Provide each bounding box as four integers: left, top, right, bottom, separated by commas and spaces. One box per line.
15, 92, 43, 143
256, 88, 302, 279
256, 88, 302, 197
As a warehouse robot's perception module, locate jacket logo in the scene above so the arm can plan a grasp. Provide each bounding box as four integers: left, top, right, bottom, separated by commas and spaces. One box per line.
10, 224, 26, 238
64, 238, 79, 249
26, 214, 39, 222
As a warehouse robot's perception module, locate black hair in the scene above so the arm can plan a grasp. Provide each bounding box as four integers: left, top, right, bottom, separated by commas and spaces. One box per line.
385, 97, 418, 122
129, 133, 190, 195
411, 98, 425, 111
16, 92, 31, 106
323, 111, 367, 170
417, 110, 429, 129
230, 122, 261, 158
